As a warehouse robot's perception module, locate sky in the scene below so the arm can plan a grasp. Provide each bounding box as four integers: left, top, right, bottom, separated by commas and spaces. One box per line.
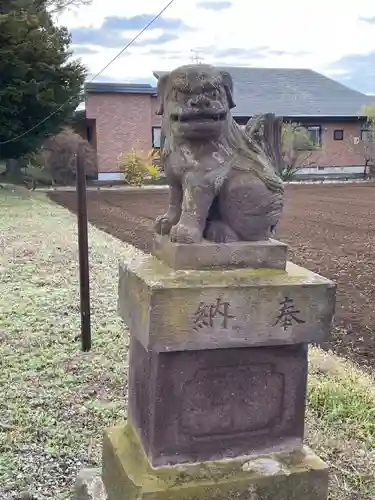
57, 0, 375, 94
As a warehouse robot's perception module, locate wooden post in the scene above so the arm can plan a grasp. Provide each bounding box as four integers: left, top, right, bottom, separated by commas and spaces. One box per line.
76, 151, 91, 351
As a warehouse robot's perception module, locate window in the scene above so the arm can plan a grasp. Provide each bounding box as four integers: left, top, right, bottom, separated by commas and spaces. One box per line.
333, 129, 344, 141
152, 127, 161, 148
86, 126, 92, 143
307, 126, 321, 147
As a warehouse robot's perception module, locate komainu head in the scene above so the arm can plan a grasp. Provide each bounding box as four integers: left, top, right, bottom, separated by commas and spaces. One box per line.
156, 64, 284, 194
156, 64, 235, 140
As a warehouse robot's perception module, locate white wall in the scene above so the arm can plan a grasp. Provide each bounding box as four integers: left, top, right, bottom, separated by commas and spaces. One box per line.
98, 166, 365, 182
98, 172, 122, 181
297, 165, 364, 176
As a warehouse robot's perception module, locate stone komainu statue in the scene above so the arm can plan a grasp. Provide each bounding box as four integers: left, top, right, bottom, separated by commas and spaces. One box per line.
154, 64, 284, 244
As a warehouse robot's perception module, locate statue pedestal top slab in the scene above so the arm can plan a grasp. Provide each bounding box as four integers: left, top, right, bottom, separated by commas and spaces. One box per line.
118, 247, 336, 353
152, 235, 288, 270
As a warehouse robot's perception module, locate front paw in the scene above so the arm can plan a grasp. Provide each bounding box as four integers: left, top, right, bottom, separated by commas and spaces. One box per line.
154, 214, 176, 235
170, 223, 202, 243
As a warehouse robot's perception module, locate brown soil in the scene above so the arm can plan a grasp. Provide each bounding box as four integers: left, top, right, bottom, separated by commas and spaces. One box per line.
49, 183, 375, 369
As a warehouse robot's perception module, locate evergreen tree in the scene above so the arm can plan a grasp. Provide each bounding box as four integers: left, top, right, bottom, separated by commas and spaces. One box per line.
0, 0, 87, 164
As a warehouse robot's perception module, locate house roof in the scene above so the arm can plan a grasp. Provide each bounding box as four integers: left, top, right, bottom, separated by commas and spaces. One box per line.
153, 67, 373, 118
84, 82, 157, 94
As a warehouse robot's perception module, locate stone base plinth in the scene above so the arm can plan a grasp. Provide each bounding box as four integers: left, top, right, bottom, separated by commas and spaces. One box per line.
152, 235, 288, 270
128, 336, 307, 467
100, 422, 328, 500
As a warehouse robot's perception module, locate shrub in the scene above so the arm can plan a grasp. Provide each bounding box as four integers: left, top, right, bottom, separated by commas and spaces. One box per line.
23, 165, 54, 189
42, 127, 98, 185
2, 152, 54, 189
117, 149, 160, 186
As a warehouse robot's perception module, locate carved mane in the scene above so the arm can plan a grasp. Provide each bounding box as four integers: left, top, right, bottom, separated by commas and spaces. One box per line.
161, 114, 284, 194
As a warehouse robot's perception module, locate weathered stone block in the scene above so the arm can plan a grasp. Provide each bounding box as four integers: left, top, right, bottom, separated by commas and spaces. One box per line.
128, 337, 307, 467
75, 468, 107, 500
152, 235, 288, 270
101, 422, 329, 500
118, 253, 336, 352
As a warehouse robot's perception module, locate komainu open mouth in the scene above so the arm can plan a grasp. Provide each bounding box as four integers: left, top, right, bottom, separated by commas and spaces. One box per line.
171, 111, 226, 122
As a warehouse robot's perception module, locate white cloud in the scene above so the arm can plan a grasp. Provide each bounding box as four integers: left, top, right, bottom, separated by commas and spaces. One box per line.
57, 0, 375, 85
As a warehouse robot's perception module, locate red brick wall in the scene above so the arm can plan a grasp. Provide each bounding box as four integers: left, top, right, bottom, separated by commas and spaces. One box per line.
307, 122, 364, 167
86, 91, 366, 172
86, 93, 162, 172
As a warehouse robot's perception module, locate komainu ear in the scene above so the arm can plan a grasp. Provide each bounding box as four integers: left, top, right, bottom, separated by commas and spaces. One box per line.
155, 74, 169, 115
220, 70, 236, 109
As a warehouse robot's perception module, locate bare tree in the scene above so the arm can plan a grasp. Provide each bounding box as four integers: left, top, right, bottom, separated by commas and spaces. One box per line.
42, 127, 97, 184
280, 123, 316, 180
350, 104, 375, 180
22, 127, 97, 187
53, 0, 91, 11
35, 0, 91, 14
352, 131, 375, 179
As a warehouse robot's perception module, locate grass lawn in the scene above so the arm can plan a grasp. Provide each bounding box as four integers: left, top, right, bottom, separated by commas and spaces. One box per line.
0, 189, 374, 500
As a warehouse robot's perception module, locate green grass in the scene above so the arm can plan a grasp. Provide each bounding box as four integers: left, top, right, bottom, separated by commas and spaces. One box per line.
0, 189, 374, 500
307, 349, 375, 499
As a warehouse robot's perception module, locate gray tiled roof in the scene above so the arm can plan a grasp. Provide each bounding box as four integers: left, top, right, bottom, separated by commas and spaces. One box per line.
85, 82, 157, 94
153, 67, 373, 118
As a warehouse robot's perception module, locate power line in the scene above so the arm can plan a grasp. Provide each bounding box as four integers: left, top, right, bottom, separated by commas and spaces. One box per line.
0, 0, 177, 145
89, 0, 176, 81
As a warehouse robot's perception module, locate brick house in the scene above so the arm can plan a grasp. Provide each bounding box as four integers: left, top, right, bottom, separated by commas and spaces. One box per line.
82, 67, 374, 180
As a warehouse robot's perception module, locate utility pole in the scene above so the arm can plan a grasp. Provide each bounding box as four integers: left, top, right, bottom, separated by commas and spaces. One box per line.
76, 149, 91, 352
190, 49, 204, 64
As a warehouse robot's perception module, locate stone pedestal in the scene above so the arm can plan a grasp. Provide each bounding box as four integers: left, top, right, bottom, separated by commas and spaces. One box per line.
101, 423, 329, 500
127, 337, 307, 466
82, 238, 335, 500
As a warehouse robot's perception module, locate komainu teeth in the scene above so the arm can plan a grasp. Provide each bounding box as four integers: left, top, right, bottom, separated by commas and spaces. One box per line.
173, 113, 225, 122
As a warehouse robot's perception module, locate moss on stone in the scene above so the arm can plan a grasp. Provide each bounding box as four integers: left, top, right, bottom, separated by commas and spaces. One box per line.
118, 251, 336, 352
102, 422, 328, 500
120, 252, 334, 291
